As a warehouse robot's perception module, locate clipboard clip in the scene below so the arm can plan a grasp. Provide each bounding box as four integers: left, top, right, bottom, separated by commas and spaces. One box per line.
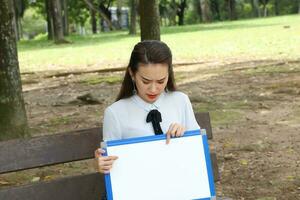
100, 141, 107, 148
200, 128, 207, 136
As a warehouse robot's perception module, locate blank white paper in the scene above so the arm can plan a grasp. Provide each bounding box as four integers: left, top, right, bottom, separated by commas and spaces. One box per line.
106, 134, 212, 200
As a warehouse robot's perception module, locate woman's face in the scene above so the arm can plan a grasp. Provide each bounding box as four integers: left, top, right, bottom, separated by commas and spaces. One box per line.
132, 63, 169, 103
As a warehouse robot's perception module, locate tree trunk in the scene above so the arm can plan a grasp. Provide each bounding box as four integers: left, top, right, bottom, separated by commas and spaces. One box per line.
0, 0, 28, 141
274, 0, 279, 15
116, 0, 122, 29
62, 0, 69, 36
251, 0, 260, 17
12, 0, 25, 40
177, 0, 186, 26
17, 16, 22, 39
259, 0, 269, 17
45, 0, 53, 40
11, 0, 19, 40
139, 0, 160, 41
299, 0, 300, 14
83, 0, 115, 31
51, 0, 66, 43
227, 0, 237, 20
86, 0, 97, 34
263, 5, 267, 17
193, 0, 202, 22
90, 7, 97, 34
255, 0, 261, 17
200, 0, 211, 23
210, 0, 221, 21
168, 0, 177, 26
129, 0, 137, 35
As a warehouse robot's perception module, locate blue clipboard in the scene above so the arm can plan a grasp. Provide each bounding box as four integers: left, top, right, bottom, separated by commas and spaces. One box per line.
102, 129, 216, 200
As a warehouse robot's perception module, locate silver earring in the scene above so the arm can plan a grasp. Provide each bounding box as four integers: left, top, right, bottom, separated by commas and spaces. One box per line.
132, 79, 137, 95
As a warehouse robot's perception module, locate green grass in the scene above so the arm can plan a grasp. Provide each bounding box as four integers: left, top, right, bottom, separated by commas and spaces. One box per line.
18, 15, 300, 73
195, 99, 253, 126
242, 63, 300, 76
208, 110, 242, 127
196, 99, 254, 111
49, 116, 71, 126
80, 75, 122, 85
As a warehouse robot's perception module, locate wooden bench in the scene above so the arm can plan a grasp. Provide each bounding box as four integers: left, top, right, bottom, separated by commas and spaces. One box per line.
0, 112, 219, 200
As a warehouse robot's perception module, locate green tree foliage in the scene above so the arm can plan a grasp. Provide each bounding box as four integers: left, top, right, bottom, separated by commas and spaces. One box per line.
68, 0, 90, 27
19, 0, 300, 37
22, 7, 46, 38
31, 0, 90, 29
159, 0, 188, 25
159, 0, 177, 26
271, 0, 299, 15
185, 0, 299, 25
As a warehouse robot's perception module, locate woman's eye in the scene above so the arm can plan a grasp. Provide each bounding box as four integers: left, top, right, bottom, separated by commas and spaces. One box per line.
158, 81, 165, 84
142, 81, 150, 84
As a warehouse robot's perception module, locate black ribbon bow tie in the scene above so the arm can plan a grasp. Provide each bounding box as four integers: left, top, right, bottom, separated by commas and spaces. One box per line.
146, 109, 163, 135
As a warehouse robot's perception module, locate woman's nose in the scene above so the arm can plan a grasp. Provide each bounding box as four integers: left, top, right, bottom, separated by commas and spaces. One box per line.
149, 83, 158, 93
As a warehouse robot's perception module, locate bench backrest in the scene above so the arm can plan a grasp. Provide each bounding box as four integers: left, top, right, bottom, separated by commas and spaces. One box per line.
0, 112, 217, 200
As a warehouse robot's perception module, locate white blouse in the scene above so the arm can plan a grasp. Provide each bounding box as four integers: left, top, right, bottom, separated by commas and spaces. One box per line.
102, 91, 200, 141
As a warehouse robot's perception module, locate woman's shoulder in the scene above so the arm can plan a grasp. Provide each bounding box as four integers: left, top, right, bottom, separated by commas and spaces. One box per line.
165, 91, 190, 101
105, 97, 132, 113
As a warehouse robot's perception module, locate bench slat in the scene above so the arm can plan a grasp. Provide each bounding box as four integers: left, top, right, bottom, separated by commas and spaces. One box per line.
0, 167, 218, 200
0, 128, 102, 174
0, 112, 219, 199
0, 173, 105, 200
0, 112, 212, 174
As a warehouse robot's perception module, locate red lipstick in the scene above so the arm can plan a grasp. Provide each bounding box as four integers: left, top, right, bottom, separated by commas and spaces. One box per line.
147, 94, 157, 99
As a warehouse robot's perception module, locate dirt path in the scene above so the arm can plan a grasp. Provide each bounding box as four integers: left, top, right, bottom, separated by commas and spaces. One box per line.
1, 59, 299, 199
177, 60, 300, 199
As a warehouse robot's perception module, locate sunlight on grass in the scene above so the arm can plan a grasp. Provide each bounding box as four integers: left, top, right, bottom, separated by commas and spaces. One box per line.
198, 108, 242, 127
49, 116, 71, 126
194, 99, 253, 126
242, 63, 300, 75
79, 75, 122, 85
18, 15, 300, 73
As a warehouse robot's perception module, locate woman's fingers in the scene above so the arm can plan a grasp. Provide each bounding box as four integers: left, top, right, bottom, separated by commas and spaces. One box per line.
94, 148, 118, 174
166, 132, 171, 144
169, 123, 184, 137
167, 123, 176, 136
94, 148, 105, 158
177, 126, 186, 137
99, 158, 117, 174
99, 156, 118, 165
166, 123, 175, 144
166, 123, 185, 144
98, 157, 118, 174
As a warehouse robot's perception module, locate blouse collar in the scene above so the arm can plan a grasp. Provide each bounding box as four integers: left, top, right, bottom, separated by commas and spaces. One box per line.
132, 92, 165, 112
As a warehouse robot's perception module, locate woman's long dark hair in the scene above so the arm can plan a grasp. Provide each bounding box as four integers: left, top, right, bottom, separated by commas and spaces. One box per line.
116, 40, 176, 101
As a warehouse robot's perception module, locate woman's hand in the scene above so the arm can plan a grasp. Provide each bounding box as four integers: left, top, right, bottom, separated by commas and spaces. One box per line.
94, 148, 118, 174
166, 123, 186, 144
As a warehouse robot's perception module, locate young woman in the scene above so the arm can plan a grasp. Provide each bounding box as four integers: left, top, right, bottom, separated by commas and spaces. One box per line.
95, 40, 200, 174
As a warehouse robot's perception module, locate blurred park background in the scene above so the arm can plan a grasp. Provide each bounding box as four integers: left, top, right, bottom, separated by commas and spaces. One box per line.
1, 0, 300, 199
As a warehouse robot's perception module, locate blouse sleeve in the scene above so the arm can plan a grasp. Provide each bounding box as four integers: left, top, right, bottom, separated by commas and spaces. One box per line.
183, 94, 200, 131
102, 107, 122, 141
